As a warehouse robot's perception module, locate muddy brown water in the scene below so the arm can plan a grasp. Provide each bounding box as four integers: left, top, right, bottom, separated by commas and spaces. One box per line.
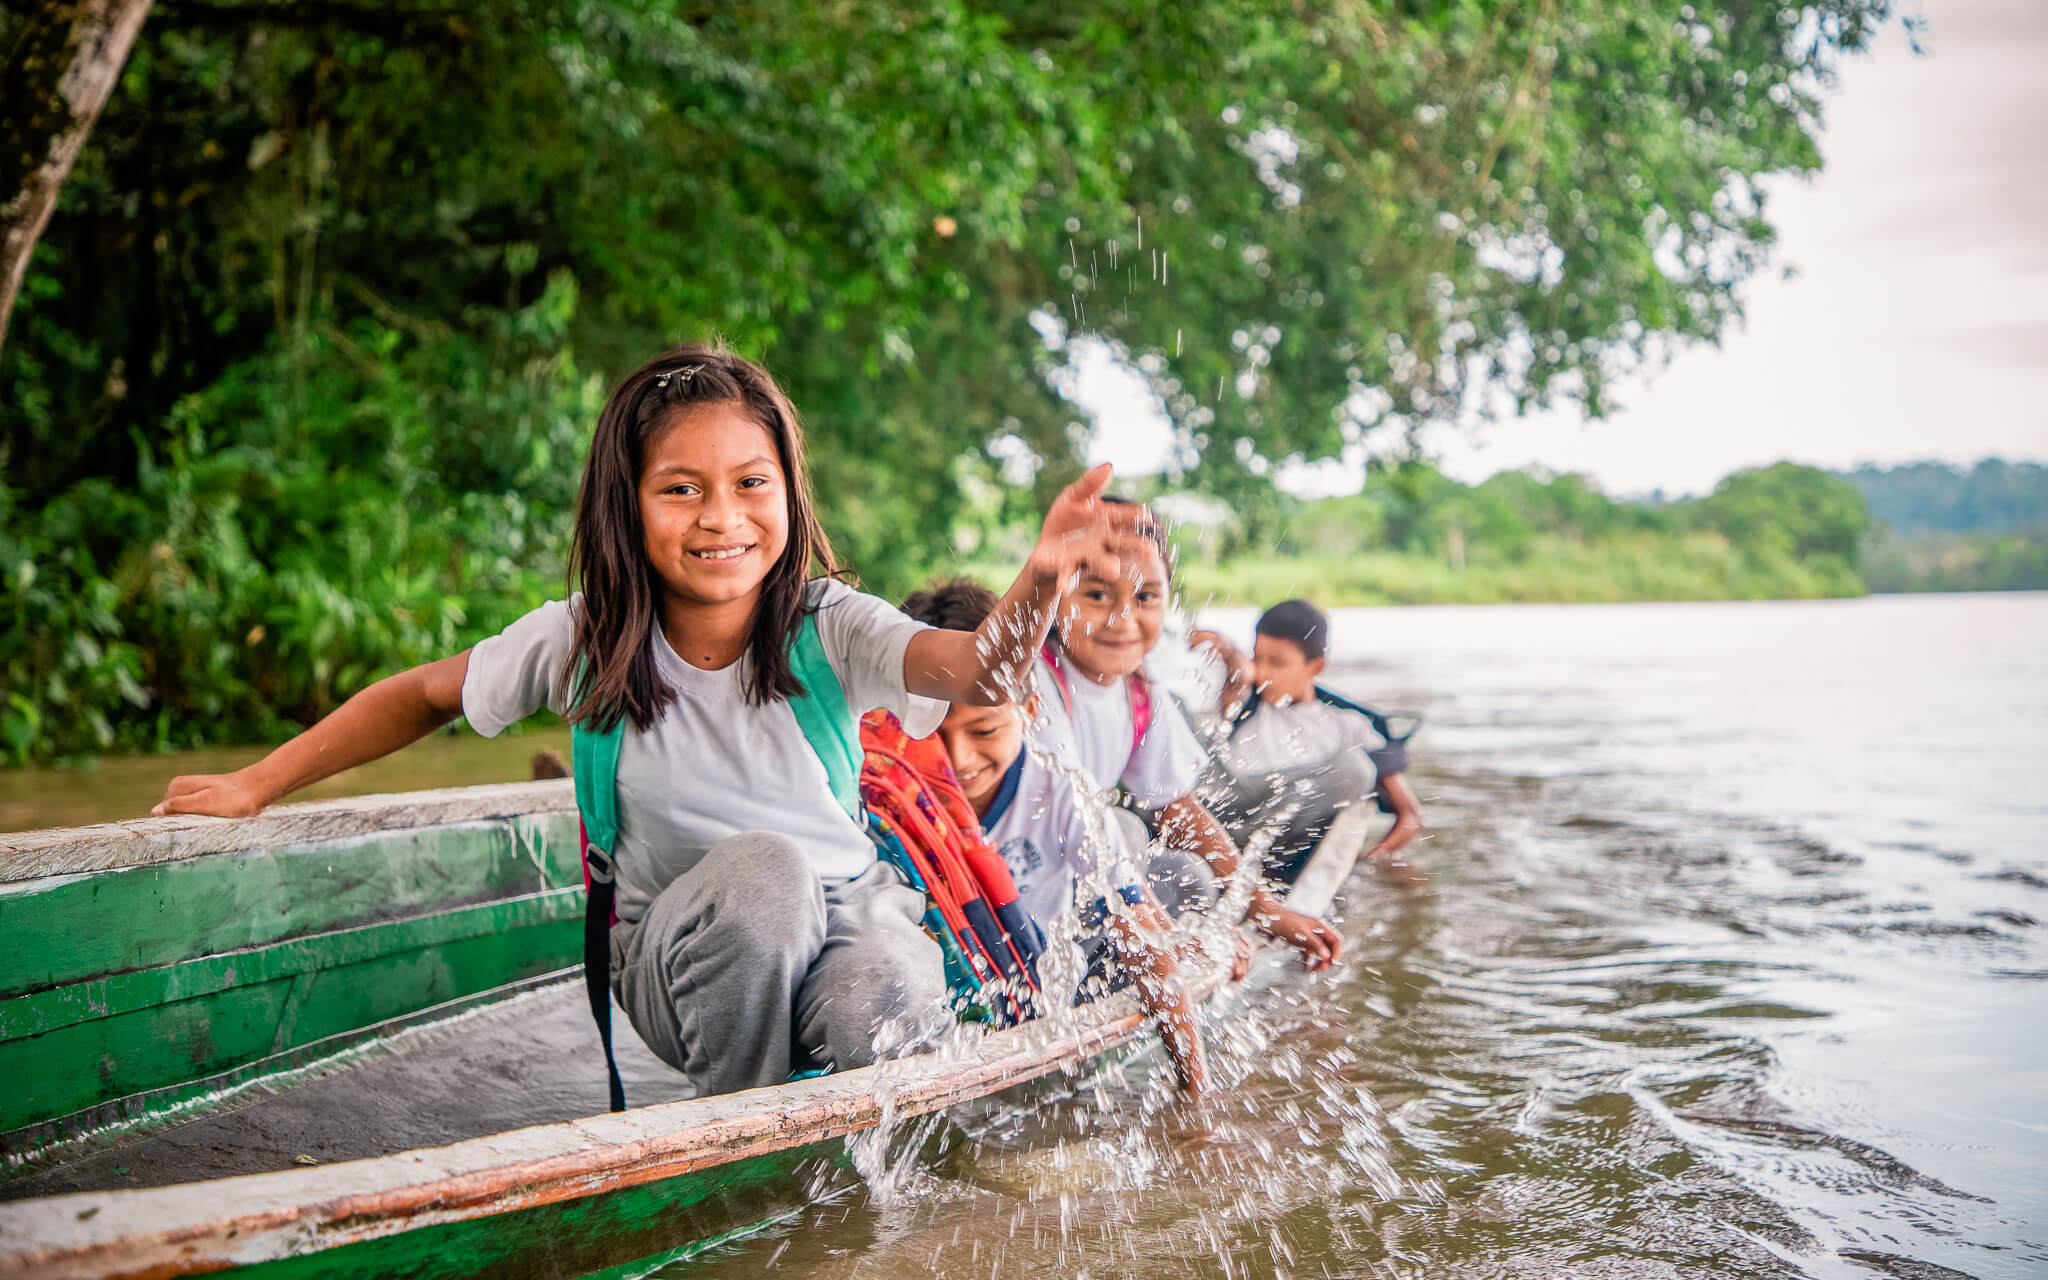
668, 593, 2048, 1279
5, 593, 2043, 1279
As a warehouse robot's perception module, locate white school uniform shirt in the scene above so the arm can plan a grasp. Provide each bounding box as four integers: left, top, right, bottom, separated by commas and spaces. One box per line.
1221, 698, 1386, 783
460, 579, 942, 924
981, 736, 1145, 929
1033, 650, 1206, 810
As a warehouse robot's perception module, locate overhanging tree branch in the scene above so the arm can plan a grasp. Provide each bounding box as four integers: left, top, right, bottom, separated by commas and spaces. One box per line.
0, 0, 154, 356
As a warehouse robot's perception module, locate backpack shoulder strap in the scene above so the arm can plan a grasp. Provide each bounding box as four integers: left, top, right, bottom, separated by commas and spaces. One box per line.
788, 607, 864, 824
1127, 669, 1152, 750
1037, 642, 1074, 719
569, 689, 625, 865
566, 674, 626, 1113
1313, 684, 1419, 744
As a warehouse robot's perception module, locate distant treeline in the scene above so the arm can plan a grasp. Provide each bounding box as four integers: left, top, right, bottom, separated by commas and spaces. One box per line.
1836, 459, 2048, 593
1840, 459, 2048, 536
1150, 461, 1870, 607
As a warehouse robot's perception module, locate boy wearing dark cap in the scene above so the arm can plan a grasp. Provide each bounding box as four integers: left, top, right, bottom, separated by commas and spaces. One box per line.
1193, 599, 1424, 885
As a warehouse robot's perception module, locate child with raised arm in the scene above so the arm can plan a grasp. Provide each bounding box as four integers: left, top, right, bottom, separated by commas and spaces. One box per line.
155, 342, 1141, 1099
901, 578, 1207, 1094
1035, 510, 1344, 970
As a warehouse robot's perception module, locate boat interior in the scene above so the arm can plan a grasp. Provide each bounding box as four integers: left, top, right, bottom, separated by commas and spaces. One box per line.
3, 978, 691, 1200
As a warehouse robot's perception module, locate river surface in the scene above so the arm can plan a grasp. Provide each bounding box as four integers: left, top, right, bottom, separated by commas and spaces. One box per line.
6, 593, 2044, 1279
667, 592, 2048, 1279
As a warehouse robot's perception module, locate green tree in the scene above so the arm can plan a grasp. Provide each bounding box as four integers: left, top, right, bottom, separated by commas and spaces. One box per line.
1695, 463, 1870, 565
2, 0, 1907, 760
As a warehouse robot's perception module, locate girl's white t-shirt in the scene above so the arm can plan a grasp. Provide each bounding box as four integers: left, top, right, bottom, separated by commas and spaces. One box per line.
982, 743, 1144, 928
460, 579, 942, 924
1034, 652, 1206, 810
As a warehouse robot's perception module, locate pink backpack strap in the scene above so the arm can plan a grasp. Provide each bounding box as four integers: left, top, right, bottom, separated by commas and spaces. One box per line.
1039, 642, 1074, 717
1128, 670, 1152, 752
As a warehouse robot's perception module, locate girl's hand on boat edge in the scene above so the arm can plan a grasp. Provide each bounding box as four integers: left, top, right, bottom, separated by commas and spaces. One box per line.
153, 769, 270, 819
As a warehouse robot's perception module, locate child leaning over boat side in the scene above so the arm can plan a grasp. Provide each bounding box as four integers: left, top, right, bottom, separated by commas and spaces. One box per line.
1036, 506, 1345, 971
154, 341, 1144, 1100
1193, 598, 1425, 878
901, 579, 1208, 1093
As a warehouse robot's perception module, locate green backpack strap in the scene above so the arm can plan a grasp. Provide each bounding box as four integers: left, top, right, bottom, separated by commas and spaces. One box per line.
787, 608, 864, 825
571, 712, 625, 865
566, 664, 627, 1112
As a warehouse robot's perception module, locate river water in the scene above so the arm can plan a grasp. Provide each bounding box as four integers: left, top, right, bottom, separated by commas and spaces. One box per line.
664, 592, 2048, 1279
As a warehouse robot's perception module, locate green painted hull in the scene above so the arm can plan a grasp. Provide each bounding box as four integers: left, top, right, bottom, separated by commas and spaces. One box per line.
2, 789, 584, 1151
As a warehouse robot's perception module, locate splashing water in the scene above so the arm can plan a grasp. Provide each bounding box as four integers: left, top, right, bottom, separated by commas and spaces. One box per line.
837, 518, 1407, 1237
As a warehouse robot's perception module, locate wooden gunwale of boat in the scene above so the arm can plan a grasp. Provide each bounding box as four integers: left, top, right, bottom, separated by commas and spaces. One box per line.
0, 792, 1371, 1280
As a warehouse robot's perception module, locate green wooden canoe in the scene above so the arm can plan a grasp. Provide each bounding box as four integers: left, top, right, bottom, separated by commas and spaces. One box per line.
0, 783, 1370, 1279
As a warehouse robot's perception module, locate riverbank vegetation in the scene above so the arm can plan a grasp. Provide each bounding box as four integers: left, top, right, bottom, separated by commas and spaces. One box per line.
3, 0, 1906, 761
1081, 460, 1865, 606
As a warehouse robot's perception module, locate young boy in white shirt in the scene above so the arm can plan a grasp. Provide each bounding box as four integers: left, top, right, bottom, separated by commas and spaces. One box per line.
1194, 599, 1424, 883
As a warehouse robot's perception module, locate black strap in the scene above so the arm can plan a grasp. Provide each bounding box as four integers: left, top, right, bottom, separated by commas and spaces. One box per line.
1313, 685, 1422, 745
583, 872, 626, 1113
1227, 693, 1262, 738
1232, 685, 1423, 748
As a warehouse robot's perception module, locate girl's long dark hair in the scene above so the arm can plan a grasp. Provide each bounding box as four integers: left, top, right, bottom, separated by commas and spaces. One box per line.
566, 341, 840, 731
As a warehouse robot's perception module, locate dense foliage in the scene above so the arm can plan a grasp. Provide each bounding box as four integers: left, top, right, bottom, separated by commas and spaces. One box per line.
3, 0, 1899, 761
1160, 460, 1869, 604
1861, 532, 2048, 594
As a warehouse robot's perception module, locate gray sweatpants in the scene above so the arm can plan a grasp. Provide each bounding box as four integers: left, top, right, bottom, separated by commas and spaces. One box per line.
609, 831, 948, 1098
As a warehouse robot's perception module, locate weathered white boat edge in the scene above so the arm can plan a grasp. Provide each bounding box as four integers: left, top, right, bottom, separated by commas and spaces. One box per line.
0, 781, 576, 882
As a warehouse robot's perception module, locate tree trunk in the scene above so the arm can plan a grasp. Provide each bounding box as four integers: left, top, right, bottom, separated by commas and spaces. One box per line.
0, 0, 153, 356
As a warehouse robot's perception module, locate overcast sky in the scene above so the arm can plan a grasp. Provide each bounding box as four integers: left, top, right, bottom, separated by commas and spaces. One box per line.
1083, 0, 2048, 497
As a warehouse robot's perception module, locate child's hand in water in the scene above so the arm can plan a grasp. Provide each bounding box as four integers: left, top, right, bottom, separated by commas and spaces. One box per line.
1117, 920, 1207, 1096
1257, 901, 1345, 971
154, 768, 272, 819
1028, 463, 1140, 585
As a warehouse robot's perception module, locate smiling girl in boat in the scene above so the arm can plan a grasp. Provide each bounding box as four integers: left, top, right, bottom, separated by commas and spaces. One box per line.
153, 341, 1140, 1100
1036, 505, 1346, 971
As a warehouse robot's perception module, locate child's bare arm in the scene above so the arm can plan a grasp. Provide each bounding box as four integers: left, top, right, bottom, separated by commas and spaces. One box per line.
154, 652, 472, 818
1365, 772, 1425, 862
1110, 911, 1207, 1095
1156, 792, 1345, 971
1189, 629, 1253, 713
904, 464, 1137, 705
